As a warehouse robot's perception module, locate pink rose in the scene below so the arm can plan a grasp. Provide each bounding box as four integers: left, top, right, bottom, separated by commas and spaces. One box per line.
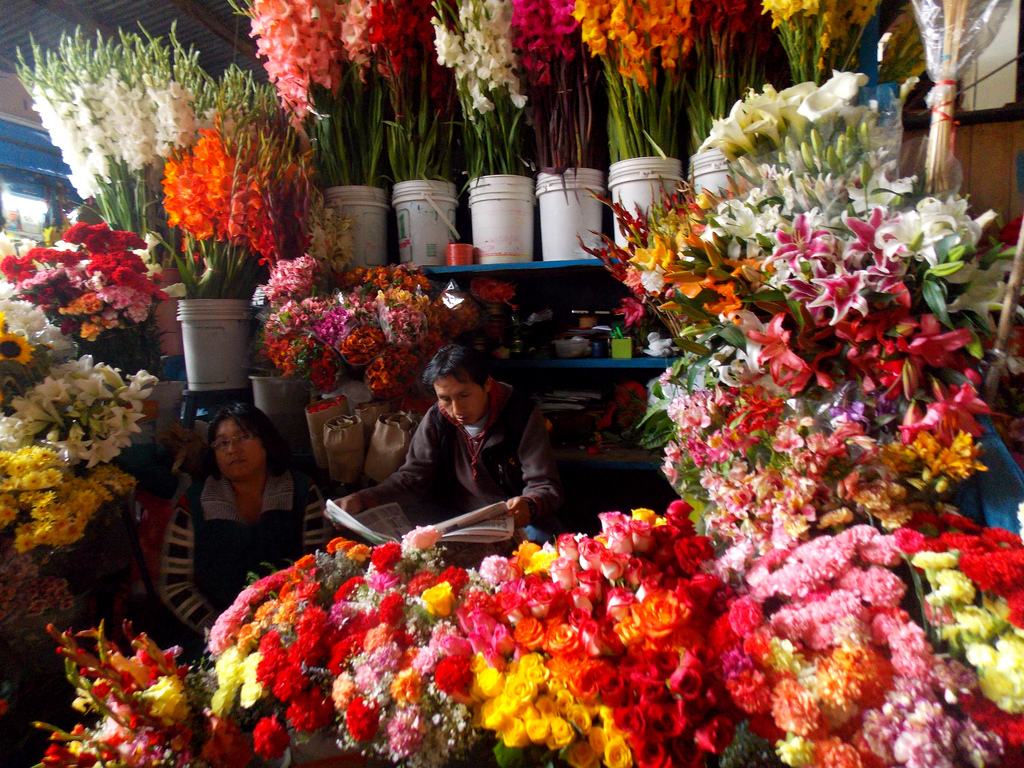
456, 608, 498, 637
491, 623, 515, 657
557, 533, 580, 562
598, 511, 631, 532
578, 538, 605, 571
549, 557, 579, 590
600, 550, 629, 582
605, 523, 634, 555
629, 519, 656, 554
499, 592, 528, 624
567, 607, 591, 628
527, 581, 562, 620
605, 587, 636, 621
570, 588, 594, 613
576, 569, 605, 602
438, 632, 473, 658
403, 526, 440, 550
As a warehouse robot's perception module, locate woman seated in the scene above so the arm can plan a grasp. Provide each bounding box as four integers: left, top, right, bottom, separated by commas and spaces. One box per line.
159, 404, 330, 632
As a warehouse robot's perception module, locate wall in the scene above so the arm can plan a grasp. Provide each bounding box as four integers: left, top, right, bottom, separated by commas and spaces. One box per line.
0, 72, 39, 126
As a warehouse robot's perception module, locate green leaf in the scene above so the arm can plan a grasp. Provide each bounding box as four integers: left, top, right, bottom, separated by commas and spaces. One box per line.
686, 355, 712, 390
745, 289, 787, 303
931, 234, 958, 264
966, 333, 985, 359
926, 261, 966, 278
922, 279, 953, 328
494, 742, 528, 768
676, 338, 712, 356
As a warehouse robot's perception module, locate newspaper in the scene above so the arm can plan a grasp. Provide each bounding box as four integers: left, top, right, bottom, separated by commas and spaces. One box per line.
325, 499, 513, 545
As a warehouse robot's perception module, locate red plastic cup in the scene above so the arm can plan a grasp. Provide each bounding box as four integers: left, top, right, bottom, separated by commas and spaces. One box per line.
446, 243, 474, 266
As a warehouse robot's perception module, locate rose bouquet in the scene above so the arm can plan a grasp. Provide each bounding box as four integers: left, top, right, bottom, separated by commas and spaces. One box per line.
716, 525, 1004, 768
511, 0, 601, 170
36, 624, 254, 768
432, 0, 531, 178
761, 0, 881, 85
0, 222, 167, 374
205, 536, 483, 765
17, 28, 210, 246
235, 0, 389, 188
573, 0, 694, 162
369, 0, 459, 181
464, 507, 743, 768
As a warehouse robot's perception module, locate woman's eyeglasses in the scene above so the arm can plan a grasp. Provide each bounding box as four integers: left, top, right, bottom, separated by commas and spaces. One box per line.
211, 434, 258, 452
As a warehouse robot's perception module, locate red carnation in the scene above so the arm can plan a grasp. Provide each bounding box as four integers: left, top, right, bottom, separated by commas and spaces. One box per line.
728, 597, 764, 637
286, 688, 335, 732
437, 566, 469, 595
378, 593, 404, 626
371, 541, 403, 572
334, 576, 365, 602
406, 571, 436, 596
434, 655, 474, 697
346, 696, 380, 742
290, 606, 331, 666
271, 661, 308, 702
327, 632, 366, 675
894, 527, 926, 555
256, 631, 287, 686
253, 716, 290, 759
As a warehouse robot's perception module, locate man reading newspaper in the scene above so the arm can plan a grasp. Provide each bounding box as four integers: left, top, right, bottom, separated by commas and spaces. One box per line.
330, 344, 564, 542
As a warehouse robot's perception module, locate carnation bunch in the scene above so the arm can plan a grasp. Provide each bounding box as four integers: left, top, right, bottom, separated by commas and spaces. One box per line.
205, 536, 483, 767
718, 525, 1004, 768
432, 0, 531, 178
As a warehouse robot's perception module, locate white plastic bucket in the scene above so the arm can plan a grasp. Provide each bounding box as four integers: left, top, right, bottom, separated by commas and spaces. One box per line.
536, 169, 606, 261
607, 157, 683, 247
324, 185, 389, 268
690, 148, 731, 195
177, 299, 253, 391
392, 180, 458, 266
468, 175, 535, 264
251, 375, 312, 454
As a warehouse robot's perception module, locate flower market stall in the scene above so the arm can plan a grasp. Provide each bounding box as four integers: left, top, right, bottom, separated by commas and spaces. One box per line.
6, 0, 1024, 765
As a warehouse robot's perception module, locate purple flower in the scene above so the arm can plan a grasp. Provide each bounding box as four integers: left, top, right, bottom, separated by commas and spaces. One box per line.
957, 719, 1004, 767
830, 400, 869, 426
720, 647, 754, 680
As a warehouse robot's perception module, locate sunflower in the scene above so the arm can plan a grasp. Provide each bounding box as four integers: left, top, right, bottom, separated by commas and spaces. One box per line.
0, 332, 32, 365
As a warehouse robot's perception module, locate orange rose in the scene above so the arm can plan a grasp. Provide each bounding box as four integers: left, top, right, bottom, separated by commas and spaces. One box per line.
613, 610, 646, 647
544, 623, 582, 657
640, 590, 690, 641
514, 618, 546, 651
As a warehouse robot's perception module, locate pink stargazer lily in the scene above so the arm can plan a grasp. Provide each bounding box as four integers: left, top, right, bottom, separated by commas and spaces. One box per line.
806, 271, 870, 325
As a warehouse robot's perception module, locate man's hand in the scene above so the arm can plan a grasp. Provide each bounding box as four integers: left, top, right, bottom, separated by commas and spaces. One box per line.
326, 493, 364, 527
507, 496, 532, 529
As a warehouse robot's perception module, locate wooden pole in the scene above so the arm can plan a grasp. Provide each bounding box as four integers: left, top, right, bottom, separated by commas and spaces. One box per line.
984, 220, 1024, 402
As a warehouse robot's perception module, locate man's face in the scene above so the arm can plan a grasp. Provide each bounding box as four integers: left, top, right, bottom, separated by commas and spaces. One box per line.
434, 374, 491, 425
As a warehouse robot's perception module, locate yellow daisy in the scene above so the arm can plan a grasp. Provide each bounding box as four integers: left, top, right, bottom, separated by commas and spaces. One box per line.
0, 332, 33, 365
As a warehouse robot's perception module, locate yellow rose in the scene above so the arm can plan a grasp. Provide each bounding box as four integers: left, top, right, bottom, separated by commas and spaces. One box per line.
474, 667, 506, 700
526, 716, 551, 743
501, 717, 532, 748
604, 735, 634, 768
553, 687, 575, 715
536, 694, 558, 719
505, 675, 538, 706
140, 675, 190, 725
471, 653, 491, 674
495, 693, 522, 717
482, 699, 510, 732
422, 582, 454, 617
524, 663, 549, 685
567, 704, 592, 734
524, 548, 559, 575
567, 741, 600, 768
546, 716, 575, 750
588, 726, 609, 755
631, 508, 658, 525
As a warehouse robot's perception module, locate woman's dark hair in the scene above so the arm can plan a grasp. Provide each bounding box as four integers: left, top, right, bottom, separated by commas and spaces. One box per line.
421, 343, 490, 388
200, 403, 291, 479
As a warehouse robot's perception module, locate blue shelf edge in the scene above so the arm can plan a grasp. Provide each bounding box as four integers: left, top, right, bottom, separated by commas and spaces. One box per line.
423, 259, 602, 275
493, 357, 676, 369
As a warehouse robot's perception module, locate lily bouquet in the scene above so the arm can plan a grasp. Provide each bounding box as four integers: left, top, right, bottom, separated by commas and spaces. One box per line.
369, 0, 459, 182
162, 103, 314, 300
511, 0, 601, 170
573, 0, 694, 162
0, 222, 167, 374
18, 28, 210, 250
236, 0, 388, 188
432, 0, 531, 178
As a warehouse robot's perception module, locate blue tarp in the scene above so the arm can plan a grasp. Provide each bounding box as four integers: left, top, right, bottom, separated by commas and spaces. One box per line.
956, 415, 1024, 533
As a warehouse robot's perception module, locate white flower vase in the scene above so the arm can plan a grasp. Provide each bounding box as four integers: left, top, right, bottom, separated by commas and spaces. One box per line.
177, 299, 253, 391
607, 157, 683, 247
392, 180, 459, 266
468, 175, 535, 264
689, 148, 731, 195
536, 169, 606, 261
324, 186, 390, 268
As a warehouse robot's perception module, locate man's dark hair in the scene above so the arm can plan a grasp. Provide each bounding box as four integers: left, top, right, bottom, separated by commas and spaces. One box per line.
421, 343, 490, 388
201, 403, 292, 479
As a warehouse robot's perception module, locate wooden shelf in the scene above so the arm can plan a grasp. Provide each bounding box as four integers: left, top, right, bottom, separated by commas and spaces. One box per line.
554, 445, 662, 470
423, 259, 603, 276
493, 357, 676, 369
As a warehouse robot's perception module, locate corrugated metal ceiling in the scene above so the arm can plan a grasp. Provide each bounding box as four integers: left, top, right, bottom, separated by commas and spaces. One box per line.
0, 0, 264, 78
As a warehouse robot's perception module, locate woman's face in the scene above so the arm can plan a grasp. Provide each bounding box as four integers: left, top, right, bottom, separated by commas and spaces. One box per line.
211, 418, 267, 483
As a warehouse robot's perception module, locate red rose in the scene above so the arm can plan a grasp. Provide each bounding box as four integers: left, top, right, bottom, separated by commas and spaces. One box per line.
334, 576, 365, 602
253, 716, 290, 759
597, 667, 630, 708
614, 705, 649, 739
668, 735, 703, 768
434, 655, 474, 697
379, 593, 405, 626
668, 656, 704, 701
694, 715, 734, 755
346, 697, 380, 741
665, 500, 695, 533
636, 738, 673, 768
646, 701, 687, 739
286, 688, 334, 732
371, 541, 403, 572
674, 537, 714, 576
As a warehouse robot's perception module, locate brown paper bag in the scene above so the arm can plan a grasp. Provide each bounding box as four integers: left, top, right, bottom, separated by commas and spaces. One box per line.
363, 411, 423, 483
356, 400, 393, 445
305, 395, 349, 469
323, 414, 365, 484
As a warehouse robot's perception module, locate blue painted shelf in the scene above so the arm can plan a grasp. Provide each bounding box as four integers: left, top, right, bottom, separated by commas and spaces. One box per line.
423, 259, 601, 276
492, 357, 676, 369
